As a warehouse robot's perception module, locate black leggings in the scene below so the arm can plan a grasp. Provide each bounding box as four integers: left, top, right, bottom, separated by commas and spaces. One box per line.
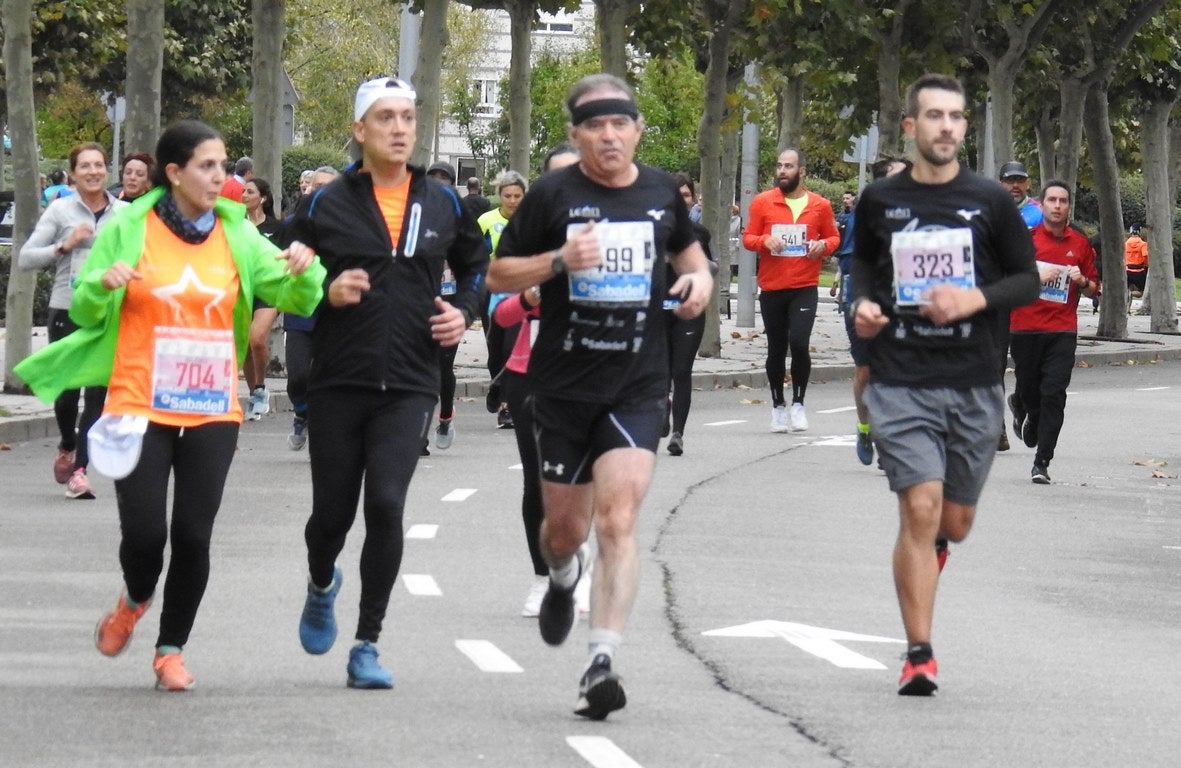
501, 371, 546, 576
305, 388, 433, 643
114, 420, 239, 649
48, 308, 105, 469
438, 345, 458, 420
665, 311, 705, 434
284, 329, 313, 417
758, 287, 818, 407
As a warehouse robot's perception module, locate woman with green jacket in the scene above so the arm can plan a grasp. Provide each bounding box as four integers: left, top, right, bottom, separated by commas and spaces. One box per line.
16, 120, 325, 692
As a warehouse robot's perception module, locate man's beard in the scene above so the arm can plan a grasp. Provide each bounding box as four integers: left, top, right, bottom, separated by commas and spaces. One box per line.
776, 175, 801, 194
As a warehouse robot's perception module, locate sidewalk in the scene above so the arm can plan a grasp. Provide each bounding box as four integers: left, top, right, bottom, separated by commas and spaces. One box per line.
3, 291, 1179, 445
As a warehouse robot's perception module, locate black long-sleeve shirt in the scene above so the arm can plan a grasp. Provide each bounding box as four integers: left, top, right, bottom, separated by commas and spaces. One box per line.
851, 166, 1038, 387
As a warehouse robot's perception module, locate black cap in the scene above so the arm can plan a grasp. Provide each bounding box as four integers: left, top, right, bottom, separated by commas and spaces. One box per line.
426, 161, 457, 184
998, 161, 1028, 179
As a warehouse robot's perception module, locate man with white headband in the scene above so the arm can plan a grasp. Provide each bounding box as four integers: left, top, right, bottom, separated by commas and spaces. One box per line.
290, 75, 489, 690
487, 72, 713, 720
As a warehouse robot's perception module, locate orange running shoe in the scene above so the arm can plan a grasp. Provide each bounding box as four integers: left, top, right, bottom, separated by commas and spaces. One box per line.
94, 594, 150, 657
898, 657, 939, 696
154, 652, 195, 691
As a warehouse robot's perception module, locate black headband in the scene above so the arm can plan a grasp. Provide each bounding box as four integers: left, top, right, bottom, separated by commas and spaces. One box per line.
570, 98, 639, 126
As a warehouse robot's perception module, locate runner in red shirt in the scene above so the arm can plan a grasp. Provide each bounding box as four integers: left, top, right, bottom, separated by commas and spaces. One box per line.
1008, 181, 1099, 484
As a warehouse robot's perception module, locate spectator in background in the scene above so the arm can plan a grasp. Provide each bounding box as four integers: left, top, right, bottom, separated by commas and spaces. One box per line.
42, 169, 71, 206
462, 176, 492, 219
1125, 226, 1148, 299
117, 152, 154, 202
19, 141, 128, 499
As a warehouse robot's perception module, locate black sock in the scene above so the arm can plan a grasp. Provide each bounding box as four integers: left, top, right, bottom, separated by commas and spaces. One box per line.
907, 642, 933, 664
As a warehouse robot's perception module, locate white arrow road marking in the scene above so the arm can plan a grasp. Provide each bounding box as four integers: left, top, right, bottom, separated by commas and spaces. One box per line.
566, 736, 645, 768
442, 488, 477, 502
703, 620, 902, 669
703, 419, 746, 426
1164, 545, 1181, 550
405, 524, 438, 539
1136, 386, 1170, 391
454, 639, 523, 673
401, 574, 441, 596
808, 434, 859, 447
817, 405, 857, 414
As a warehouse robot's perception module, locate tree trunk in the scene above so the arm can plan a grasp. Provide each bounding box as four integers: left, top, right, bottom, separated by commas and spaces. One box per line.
595, 0, 628, 77
701, 123, 740, 358
412, 0, 449, 168
873, 0, 911, 157
776, 73, 804, 152
985, 62, 1021, 178
3, 0, 38, 393
1035, 101, 1056, 181
1053, 75, 1089, 192
875, 42, 903, 157
696, 0, 748, 359
1083, 82, 1128, 338
505, 0, 534, 176
251, 0, 285, 214
124, 0, 164, 155
1142, 97, 1178, 332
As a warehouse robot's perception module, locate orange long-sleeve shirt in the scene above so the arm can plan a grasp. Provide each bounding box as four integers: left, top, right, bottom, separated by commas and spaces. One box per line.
742, 188, 840, 290
1125, 235, 1148, 271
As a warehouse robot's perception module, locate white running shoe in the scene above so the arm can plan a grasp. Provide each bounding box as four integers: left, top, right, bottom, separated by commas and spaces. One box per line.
770, 404, 789, 433
521, 575, 548, 618
789, 402, 808, 432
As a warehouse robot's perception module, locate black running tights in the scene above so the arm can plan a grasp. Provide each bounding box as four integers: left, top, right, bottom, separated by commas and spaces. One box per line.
115, 420, 239, 649
306, 388, 434, 643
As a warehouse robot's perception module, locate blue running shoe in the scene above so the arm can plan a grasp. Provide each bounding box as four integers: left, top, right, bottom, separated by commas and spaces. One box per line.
347, 641, 394, 689
299, 566, 341, 655
856, 429, 874, 466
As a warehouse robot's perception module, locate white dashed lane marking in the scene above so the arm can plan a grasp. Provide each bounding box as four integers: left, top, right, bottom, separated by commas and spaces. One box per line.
703, 420, 746, 427
1136, 386, 1170, 391
817, 405, 857, 414
454, 639, 523, 673
401, 574, 442, 596
567, 736, 645, 768
442, 488, 478, 502
405, 524, 438, 539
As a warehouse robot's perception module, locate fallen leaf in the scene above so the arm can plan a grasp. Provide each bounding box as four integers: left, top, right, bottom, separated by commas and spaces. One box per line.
1151, 470, 1176, 479
0, 443, 11, 451
730, 331, 742, 339
1076, 360, 1092, 368
1133, 459, 1168, 467
739, 398, 764, 405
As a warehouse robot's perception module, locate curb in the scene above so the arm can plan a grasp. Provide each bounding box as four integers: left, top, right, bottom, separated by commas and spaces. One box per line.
6, 343, 1179, 447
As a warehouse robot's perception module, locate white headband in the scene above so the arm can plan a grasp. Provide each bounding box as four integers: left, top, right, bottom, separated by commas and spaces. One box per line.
354, 76, 417, 122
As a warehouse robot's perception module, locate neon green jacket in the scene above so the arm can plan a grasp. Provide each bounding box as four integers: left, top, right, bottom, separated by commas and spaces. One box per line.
15, 186, 326, 403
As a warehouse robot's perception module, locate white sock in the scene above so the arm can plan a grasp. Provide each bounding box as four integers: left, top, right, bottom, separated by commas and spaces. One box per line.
549, 551, 582, 589
586, 628, 622, 665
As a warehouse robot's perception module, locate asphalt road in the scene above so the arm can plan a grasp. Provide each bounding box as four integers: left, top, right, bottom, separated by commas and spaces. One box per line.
1, 361, 1179, 767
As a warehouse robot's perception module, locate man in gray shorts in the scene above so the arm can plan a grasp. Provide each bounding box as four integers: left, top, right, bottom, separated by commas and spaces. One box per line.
851, 73, 1038, 696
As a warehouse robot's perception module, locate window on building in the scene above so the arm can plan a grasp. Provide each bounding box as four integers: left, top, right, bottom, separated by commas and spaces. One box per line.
456, 158, 486, 185
537, 21, 574, 33
473, 79, 499, 117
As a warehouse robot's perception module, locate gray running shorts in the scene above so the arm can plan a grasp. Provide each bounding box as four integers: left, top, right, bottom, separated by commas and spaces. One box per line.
865, 382, 1003, 506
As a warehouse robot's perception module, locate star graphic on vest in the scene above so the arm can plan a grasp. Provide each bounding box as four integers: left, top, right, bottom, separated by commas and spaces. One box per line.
151, 264, 227, 323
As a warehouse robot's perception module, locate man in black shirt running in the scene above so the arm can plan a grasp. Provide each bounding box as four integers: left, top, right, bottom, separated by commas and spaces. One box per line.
851, 73, 1038, 697
488, 73, 712, 720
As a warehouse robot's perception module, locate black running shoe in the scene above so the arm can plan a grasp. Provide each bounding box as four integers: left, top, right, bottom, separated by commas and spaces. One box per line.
1007, 393, 1025, 437
1031, 462, 1051, 484
485, 383, 501, 414
1021, 417, 1037, 449
575, 653, 627, 720
538, 546, 585, 646
997, 427, 1010, 452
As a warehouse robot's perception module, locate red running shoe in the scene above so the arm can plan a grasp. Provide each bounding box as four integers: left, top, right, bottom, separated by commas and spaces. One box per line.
898, 657, 938, 696
936, 538, 949, 573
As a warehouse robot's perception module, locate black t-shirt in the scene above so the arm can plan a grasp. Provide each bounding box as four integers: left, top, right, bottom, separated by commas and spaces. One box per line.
850, 166, 1038, 387
496, 163, 696, 402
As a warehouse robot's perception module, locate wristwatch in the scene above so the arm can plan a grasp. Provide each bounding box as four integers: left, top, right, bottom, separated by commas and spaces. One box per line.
550, 250, 566, 276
